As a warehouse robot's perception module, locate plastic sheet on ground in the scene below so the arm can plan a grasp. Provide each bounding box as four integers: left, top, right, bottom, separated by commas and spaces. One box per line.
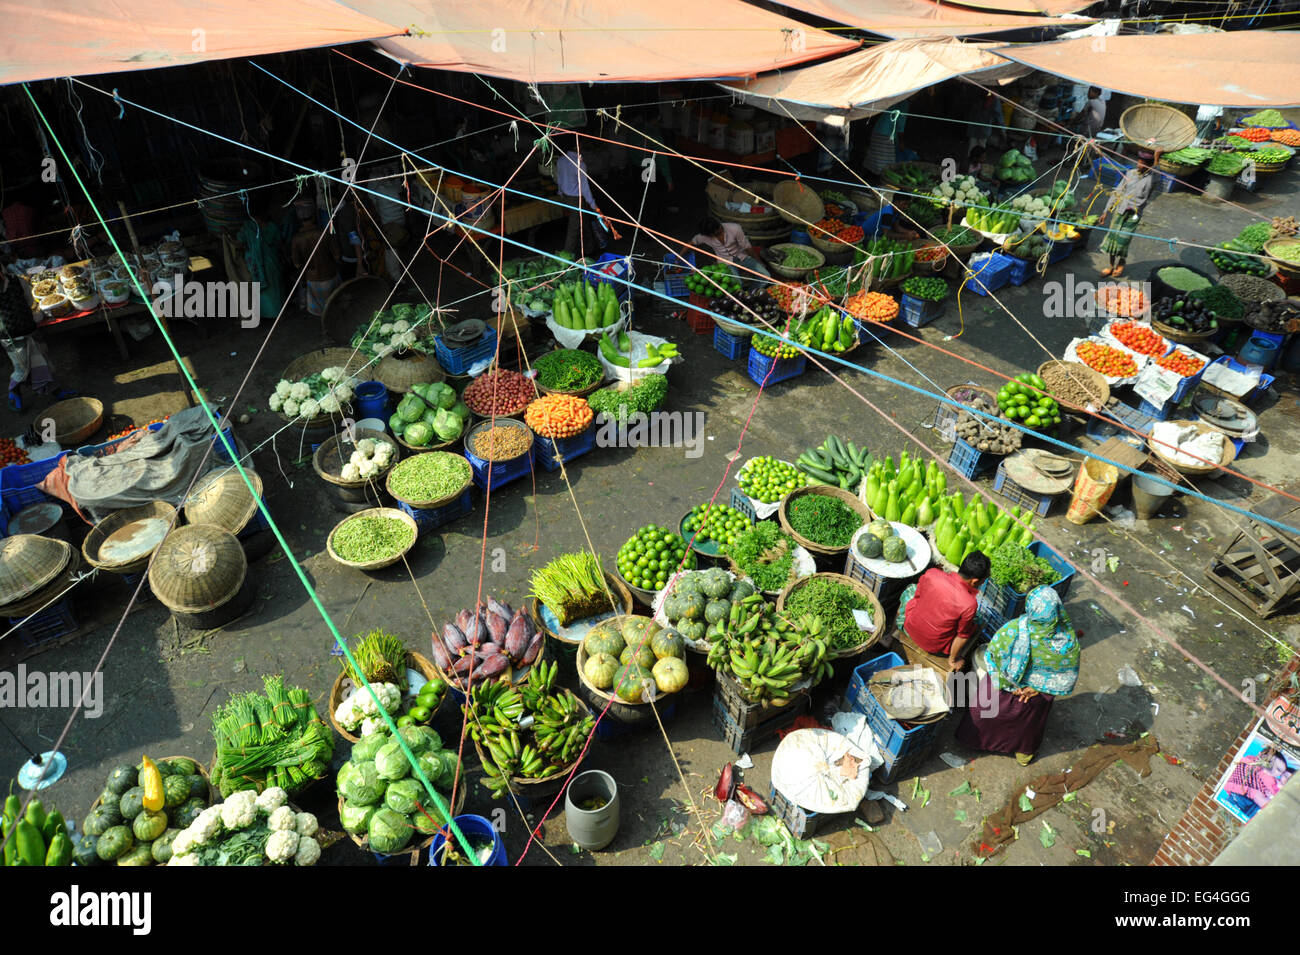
1064, 336, 1146, 386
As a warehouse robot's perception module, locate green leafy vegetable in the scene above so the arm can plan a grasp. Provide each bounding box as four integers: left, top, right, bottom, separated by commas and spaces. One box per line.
989, 541, 1061, 594
785, 495, 861, 548
722, 522, 797, 592
784, 578, 871, 649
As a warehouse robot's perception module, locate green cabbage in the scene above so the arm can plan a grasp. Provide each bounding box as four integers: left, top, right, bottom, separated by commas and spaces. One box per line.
431, 383, 457, 410
412, 804, 446, 835
449, 401, 471, 424
351, 732, 388, 763
397, 394, 426, 423
384, 778, 421, 815
374, 741, 412, 781
388, 412, 406, 436
436, 752, 462, 791
432, 409, 462, 442
391, 303, 415, 323
416, 751, 445, 786
367, 807, 413, 854
416, 726, 442, 751
398, 725, 429, 755
339, 801, 376, 834
403, 421, 433, 447
337, 760, 387, 806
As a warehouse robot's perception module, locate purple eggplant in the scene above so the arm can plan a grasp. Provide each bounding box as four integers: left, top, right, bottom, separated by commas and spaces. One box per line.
504, 614, 530, 660
486, 612, 509, 645
521, 634, 544, 665
429, 634, 453, 671
478, 653, 510, 677
455, 609, 473, 633
487, 597, 513, 620
442, 623, 467, 653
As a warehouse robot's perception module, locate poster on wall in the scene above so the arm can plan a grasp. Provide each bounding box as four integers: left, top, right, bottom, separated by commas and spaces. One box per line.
1211, 715, 1300, 824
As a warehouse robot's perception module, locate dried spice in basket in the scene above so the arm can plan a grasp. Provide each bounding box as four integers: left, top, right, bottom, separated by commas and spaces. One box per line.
469, 425, 531, 461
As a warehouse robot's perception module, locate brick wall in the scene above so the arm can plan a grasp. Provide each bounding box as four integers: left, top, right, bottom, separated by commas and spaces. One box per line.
1151, 656, 1300, 866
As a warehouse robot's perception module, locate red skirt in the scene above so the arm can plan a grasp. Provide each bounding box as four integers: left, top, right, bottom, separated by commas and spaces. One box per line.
955, 674, 1054, 756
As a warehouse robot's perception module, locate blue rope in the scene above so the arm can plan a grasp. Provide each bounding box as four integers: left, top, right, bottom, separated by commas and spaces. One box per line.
85, 79, 1300, 540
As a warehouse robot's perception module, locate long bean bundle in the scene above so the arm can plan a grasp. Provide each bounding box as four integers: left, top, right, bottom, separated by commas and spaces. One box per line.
210, 675, 334, 797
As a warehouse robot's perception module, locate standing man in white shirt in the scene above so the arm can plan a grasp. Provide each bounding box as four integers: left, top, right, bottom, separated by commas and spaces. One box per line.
555, 134, 607, 256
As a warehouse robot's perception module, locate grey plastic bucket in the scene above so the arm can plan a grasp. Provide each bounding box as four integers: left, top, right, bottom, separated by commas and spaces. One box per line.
565, 770, 620, 851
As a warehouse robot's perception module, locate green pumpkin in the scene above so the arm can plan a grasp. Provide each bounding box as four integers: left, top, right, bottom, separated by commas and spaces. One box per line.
621, 616, 659, 647
731, 580, 756, 601
678, 593, 707, 622
857, 534, 884, 559
584, 624, 625, 659
171, 797, 206, 830
83, 803, 121, 837
163, 775, 191, 808
95, 825, 134, 862
132, 809, 169, 843
679, 620, 707, 643
674, 573, 704, 596
704, 599, 731, 624
613, 664, 653, 703
185, 774, 208, 801
882, 536, 909, 563
700, 568, 732, 599
116, 844, 154, 867
118, 787, 145, 821
867, 519, 894, 541
619, 643, 656, 669
104, 765, 138, 796
650, 628, 685, 660
652, 657, 690, 694
663, 594, 685, 620
72, 834, 103, 867
583, 652, 620, 690
151, 829, 180, 864
164, 757, 198, 776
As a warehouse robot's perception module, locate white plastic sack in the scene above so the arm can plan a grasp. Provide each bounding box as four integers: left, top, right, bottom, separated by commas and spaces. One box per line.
545, 302, 630, 350
735, 456, 801, 520
598, 330, 680, 383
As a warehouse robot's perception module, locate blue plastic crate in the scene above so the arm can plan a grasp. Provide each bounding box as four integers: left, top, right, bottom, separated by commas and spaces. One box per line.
979, 540, 1075, 621
1201, 355, 1276, 407
1004, 255, 1033, 287
1091, 155, 1133, 189
1, 453, 67, 519
947, 438, 994, 478
713, 326, 746, 360
662, 251, 694, 300
1047, 240, 1073, 265
846, 652, 944, 762
747, 346, 806, 386
790, 229, 810, 246
875, 743, 935, 784
10, 594, 78, 649
1135, 396, 1179, 421
1092, 399, 1158, 438
992, 460, 1056, 517
397, 487, 473, 534
464, 426, 534, 491
435, 326, 499, 376
533, 423, 596, 472
963, 253, 1013, 296
210, 426, 238, 464
76, 420, 167, 457
900, 294, 944, 328
729, 486, 759, 523
852, 205, 894, 239
584, 252, 634, 303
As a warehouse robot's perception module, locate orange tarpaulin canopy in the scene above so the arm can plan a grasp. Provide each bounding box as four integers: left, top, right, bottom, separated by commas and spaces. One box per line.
942, 0, 1094, 13
994, 31, 1300, 107
720, 37, 1028, 119
770, 0, 1090, 39
0, 0, 400, 86
361, 0, 860, 82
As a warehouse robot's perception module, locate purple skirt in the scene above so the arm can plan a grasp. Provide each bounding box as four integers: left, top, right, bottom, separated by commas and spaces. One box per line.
955, 674, 1054, 756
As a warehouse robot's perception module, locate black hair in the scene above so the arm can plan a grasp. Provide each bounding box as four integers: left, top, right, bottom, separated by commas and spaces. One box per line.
959, 551, 991, 581
968, 145, 986, 162
698, 216, 721, 236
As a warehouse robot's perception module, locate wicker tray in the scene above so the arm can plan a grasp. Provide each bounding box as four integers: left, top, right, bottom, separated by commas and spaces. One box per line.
575, 615, 685, 707
376, 351, 444, 395
777, 485, 872, 557
313, 429, 400, 489
326, 507, 419, 571
811, 229, 859, 257
765, 243, 825, 280
1152, 318, 1218, 344
1263, 238, 1300, 280
327, 650, 442, 743
46, 397, 104, 447
82, 502, 179, 575
1120, 104, 1197, 152
1036, 360, 1110, 412
1148, 420, 1238, 476
280, 348, 369, 430
775, 572, 885, 659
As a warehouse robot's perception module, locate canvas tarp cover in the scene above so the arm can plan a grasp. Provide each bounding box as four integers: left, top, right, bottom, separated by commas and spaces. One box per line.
770, 0, 1091, 39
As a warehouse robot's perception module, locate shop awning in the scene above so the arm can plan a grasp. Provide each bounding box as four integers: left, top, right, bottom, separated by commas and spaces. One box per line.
994, 30, 1300, 107
719, 37, 1029, 122
359, 0, 860, 83
938, 0, 1095, 13
770, 0, 1092, 39
0, 0, 400, 86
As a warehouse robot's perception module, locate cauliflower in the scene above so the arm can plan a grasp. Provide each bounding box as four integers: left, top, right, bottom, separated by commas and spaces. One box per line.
168, 853, 201, 866
283, 398, 300, 418
268, 805, 298, 831
360, 716, 385, 736
334, 382, 353, 403
268, 393, 283, 413
182, 805, 224, 848
373, 443, 393, 467
391, 319, 410, 334
299, 398, 320, 419
220, 791, 258, 830
334, 695, 363, 730
375, 343, 393, 359
379, 323, 394, 336
289, 382, 311, 401
275, 379, 293, 398
340, 462, 361, 482
320, 394, 341, 414
321, 366, 342, 383
171, 827, 199, 858
265, 829, 300, 864
390, 333, 408, 352
356, 438, 377, 456
295, 812, 319, 837
358, 458, 378, 481
350, 449, 369, 468
294, 836, 321, 866
378, 682, 401, 713
255, 787, 288, 815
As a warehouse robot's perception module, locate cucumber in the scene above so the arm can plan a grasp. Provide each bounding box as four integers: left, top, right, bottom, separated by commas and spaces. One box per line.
801, 464, 839, 484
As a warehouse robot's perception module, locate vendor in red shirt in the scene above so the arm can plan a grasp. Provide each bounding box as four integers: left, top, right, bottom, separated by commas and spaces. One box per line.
896, 552, 990, 671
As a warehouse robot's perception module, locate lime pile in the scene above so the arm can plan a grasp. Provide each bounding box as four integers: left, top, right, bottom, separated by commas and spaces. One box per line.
739, 456, 806, 504
617, 525, 696, 591
683, 503, 752, 548
997, 373, 1061, 430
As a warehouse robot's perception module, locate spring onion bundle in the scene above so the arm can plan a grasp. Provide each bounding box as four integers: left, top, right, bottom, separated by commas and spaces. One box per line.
341, 628, 409, 692
529, 552, 613, 626
210, 675, 334, 798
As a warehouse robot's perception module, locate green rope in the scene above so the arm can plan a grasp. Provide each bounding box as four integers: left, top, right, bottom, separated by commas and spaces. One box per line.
22, 83, 479, 866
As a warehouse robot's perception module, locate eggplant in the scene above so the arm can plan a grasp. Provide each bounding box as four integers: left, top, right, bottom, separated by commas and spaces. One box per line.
442, 623, 467, 653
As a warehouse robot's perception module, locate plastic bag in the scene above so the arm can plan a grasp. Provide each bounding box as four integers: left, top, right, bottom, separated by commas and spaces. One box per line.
597, 328, 679, 383
720, 799, 750, 831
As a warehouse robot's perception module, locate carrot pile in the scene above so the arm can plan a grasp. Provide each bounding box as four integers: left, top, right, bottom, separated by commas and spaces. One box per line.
1095, 284, 1147, 317
524, 394, 594, 439
844, 291, 900, 323
0, 438, 30, 467
1156, 350, 1206, 377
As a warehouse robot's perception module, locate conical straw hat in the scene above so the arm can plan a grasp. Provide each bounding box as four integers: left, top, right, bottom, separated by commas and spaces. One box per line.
148, 524, 246, 613
0, 535, 72, 606
183, 468, 263, 534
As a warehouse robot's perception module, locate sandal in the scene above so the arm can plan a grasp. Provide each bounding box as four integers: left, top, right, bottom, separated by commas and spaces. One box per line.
1099, 266, 1114, 277
1112, 265, 1125, 278
49, 387, 77, 400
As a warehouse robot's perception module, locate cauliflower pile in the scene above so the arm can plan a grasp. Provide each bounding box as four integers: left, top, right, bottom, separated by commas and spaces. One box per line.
333, 681, 401, 734
268, 371, 359, 419
168, 787, 321, 866
339, 437, 395, 483
933, 175, 987, 207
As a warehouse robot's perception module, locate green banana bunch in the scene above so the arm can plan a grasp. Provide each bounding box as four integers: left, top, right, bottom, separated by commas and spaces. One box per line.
704, 596, 831, 703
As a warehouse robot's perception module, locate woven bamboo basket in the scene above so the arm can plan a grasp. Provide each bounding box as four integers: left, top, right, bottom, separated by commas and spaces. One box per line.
775, 572, 885, 659
1120, 104, 1197, 152
313, 430, 400, 489
394, 427, 463, 455
385, 452, 472, 509
1148, 420, 1238, 476
328, 650, 442, 743
773, 179, 825, 226
148, 523, 247, 615
1263, 238, 1300, 281
341, 780, 466, 861
468, 690, 592, 800
279, 348, 369, 430
82, 502, 178, 575
1152, 318, 1218, 344
0, 534, 74, 607
706, 179, 783, 229
575, 615, 686, 707
1036, 360, 1110, 411
45, 397, 104, 447
530, 572, 634, 645
182, 469, 263, 536
765, 243, 825, 280
810, 226, 858, 257
534, 349, 606, 397
327, 507, 419, 572
778, 485, 872, 558
376, 351, 444, 395
90, 757, 213, 852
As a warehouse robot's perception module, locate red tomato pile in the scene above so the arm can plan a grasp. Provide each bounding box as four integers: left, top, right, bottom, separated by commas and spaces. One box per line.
811, 219, 865, 246
1110, 321, 1168, 357
1239, 127, 1273, 142
0, 438, 30, 467
1156, 350, 1206, 377
1076, 340, 1138, 378
914, 244, 947, 263
463, 369, 536, 416
106, 416, 169, 442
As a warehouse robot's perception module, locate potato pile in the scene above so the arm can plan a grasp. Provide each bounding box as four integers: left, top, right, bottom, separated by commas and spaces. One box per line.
954, 395, 1022, 455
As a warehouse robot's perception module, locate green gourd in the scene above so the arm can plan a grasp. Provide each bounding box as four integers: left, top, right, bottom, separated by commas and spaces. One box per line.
885, 486, 901, 523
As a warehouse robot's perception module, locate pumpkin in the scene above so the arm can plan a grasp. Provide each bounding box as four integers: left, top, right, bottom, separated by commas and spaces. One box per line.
162, 775, 191, 808
619, 643, 656, 669
104, 765, 138, 796
867, 519, 894, 541
83, 803, 121, 837
621, 616, 659, 646
652, 657, 689, 694
678, 593, 707, 622
700, 568, 732, 599
151, 829, 180, 864
731, 580, 756, 601
882, 536, 908, 563
116, 844, 154, 866
118, 787, 146, 821
679, 620, 707, 643
584, 624, 625, 659
663, 594, 685, 620
857, 534, 884, 559
650, 628, 685, 660
95, 825, 133, 861
132, 808, 168, 843
164, 757, 198, 776
583, 652, 620, 690
139, 756, 165, 813
613, 664, 653, 703
704, 599, 730, 624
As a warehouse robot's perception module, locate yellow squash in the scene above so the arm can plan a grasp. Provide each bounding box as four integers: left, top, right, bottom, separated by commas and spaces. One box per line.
139, 756, 165, 812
